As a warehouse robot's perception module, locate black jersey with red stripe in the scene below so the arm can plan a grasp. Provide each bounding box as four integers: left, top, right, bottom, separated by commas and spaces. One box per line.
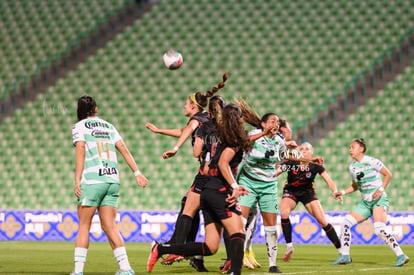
281, 160, 325, 190
188, 111, 210, 146
206, 142, 243, 189
195, 118, 221, 172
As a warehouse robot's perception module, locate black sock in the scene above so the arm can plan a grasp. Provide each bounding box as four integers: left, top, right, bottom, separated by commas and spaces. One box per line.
323, 223, 341, 249
158, 242, 212, 257
223, 229, 231, 260
174, 214, 193, 244
166, 196, 187, 244
281, 218, 292, 243
187, 209, 200, 242
229, 233, 245, 275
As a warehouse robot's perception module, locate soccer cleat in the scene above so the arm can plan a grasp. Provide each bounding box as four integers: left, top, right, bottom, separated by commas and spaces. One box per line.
394, 254, 410, 267
160, 254, 185, 265
115, 269, 135, 275
331, 255, 352, 265
190, 257, 209, 272
243, 253, 255, 269
269, 266, 283, 273
69, 272, 83, 275
283, 246, 294, 262
246, 249, 261, 268
147, 241, 160, 272
220, 260, 232, 274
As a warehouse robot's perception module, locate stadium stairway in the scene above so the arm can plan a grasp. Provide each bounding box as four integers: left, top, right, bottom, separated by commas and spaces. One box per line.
311, 62, 414, 212
294, 27, 414, 144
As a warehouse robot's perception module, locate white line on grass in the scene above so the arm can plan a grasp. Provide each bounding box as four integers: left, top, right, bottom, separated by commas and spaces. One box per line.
273, 267, 395, 274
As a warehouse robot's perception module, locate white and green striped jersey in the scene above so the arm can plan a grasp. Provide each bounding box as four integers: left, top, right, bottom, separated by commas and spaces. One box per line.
349, 155, 385, 201
241, 129, 286, 182
72, 116, 122, 185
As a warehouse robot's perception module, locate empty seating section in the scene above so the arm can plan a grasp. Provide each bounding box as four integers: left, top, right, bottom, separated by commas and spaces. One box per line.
0, 0, 413, 211
316, 63, 414, 211
0, 0, 130, 93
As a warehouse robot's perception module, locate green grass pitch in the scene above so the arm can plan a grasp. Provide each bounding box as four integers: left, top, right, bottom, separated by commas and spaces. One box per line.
0, 241, 412, 274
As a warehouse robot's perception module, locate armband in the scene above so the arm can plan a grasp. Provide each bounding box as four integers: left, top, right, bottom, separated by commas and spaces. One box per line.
134, 170, 141, 176
340, 190, 346, 196
378, 186, 384, 192
173, 146, 180, 152
231, 183, 239, 189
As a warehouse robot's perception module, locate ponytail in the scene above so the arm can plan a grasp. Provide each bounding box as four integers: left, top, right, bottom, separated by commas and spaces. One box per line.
218, 103, 252, 152
234, 98, 261, 128
206, 72, 228, 97
190, 72, 229, 110
234, 98, 279, 130
209, 95, 225, 125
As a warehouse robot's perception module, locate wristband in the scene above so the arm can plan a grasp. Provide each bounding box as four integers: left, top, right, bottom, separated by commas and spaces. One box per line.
173, 146, 180, 152
340, 190, 346, 195
205, 152, 211, 162
231, 182, 239, 189
378, 186, 384, 192
134, 170, 141, 176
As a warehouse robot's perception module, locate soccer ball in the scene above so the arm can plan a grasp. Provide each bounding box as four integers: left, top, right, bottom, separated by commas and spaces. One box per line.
162, 49, 183, 70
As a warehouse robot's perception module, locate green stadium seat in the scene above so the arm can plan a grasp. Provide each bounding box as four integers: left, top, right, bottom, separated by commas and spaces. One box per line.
1, 0, 414, 211
0, 0, 133, 93
317, 61, 414, 211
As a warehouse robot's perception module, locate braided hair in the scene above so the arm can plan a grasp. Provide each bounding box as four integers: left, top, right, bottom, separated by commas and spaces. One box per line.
190, 72, 229, 110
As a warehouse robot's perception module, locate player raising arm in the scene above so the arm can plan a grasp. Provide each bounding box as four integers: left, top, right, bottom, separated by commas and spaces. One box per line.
147, 103, 251, 275
331, 138, 409, 267
276, 142, 342, 262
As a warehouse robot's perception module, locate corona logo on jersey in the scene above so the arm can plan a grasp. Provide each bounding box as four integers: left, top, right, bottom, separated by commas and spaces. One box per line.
84, 121, 111, 129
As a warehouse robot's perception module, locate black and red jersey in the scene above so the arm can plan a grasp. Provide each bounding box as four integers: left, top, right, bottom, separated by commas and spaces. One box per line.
206, 142, 243, 188
195, 119, 221, 170
281, 160, 325, 190
188, 111, 210, 146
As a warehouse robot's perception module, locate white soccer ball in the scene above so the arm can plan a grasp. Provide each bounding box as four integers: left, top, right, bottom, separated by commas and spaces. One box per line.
162, 49, 183, 70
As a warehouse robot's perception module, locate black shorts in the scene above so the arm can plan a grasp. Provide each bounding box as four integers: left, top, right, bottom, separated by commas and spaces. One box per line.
282, 188, 318, 205
200, 178, 242, 225
190, 173, 209, 194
